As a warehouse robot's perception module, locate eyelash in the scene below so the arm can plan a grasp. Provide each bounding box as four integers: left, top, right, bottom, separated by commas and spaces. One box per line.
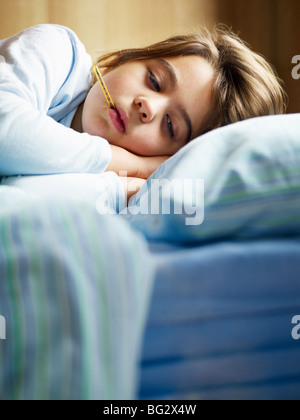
148, 70, 160, 92
148, 70, 174, 138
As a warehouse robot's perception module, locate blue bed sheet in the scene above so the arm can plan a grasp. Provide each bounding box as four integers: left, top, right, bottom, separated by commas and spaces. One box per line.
138, 239, 300, 400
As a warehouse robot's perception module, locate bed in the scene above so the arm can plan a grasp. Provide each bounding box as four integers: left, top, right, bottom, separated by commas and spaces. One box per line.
139, 239, 300, 400
0, 114, 300, 400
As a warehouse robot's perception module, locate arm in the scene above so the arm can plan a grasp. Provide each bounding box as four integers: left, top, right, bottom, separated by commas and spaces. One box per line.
106, 145, 169, 179
119, 177, 147, 205
106, 145, 169, 206
0, 99, 111, 176
0, 25, 111, 176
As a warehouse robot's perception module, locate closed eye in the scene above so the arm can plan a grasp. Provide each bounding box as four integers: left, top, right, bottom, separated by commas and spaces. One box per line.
148, 71, 161, 92
148, 70, 174, 139
166, 115, 174, 138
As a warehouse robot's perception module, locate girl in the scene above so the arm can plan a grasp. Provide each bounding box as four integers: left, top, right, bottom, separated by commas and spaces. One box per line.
0, 24, 287, 201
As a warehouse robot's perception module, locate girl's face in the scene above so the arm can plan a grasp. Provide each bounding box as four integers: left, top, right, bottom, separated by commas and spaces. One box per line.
78, 55, 215, 157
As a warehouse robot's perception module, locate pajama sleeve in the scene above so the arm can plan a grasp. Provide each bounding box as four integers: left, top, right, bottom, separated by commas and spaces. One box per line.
0, 24, 111, 176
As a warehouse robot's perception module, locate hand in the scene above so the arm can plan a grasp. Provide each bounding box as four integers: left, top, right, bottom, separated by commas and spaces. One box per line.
119, 177, 146, 205
134, 155, 169, 180
106, 145, 169, 179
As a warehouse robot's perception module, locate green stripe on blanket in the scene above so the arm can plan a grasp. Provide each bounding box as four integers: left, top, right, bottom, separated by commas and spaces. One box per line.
0, 188, 154, 400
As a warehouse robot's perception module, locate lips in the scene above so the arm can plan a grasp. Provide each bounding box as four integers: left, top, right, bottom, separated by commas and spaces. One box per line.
109, 107, 127, 133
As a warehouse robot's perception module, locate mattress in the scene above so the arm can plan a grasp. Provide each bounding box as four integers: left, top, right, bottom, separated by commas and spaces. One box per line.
138, 239, 300, 400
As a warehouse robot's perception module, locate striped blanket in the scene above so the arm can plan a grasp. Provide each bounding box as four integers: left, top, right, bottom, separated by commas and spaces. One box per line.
0, 187, 154, 400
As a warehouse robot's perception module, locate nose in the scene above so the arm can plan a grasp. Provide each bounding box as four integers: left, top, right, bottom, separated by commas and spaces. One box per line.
134, 97, 156, 123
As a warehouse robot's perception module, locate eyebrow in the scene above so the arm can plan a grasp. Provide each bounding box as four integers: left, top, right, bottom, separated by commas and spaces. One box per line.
157, 58, 193, 143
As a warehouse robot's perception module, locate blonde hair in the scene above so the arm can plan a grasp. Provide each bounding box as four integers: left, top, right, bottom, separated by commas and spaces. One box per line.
94, 26, 287, 136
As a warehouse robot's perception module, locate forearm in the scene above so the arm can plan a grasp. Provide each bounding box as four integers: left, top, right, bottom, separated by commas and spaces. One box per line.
106, 144, 169, 179
105, 145, 140, 177
0, 97, 110, 176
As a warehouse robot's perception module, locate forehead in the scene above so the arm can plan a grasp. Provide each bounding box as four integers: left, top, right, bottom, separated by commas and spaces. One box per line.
164, 55, 216, 137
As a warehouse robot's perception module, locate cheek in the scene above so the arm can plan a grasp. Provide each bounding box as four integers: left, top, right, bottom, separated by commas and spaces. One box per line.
82, 88, 98, 119
104, 65, 144, 101
129, 126, 170, 156
81, 91, 109, 135
107, 79, 133, 103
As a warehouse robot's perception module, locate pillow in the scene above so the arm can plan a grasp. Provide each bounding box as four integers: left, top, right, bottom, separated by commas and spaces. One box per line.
121, 114, 300, 243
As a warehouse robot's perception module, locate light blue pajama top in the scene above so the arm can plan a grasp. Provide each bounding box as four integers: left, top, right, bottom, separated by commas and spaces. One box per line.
0, 24, 111, 176
0, 24, 125, 213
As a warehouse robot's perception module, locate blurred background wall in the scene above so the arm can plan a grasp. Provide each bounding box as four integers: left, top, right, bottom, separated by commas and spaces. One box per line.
0, 0, 299, 113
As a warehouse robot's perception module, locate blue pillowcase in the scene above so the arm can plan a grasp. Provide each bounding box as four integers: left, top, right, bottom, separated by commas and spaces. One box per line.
122, 114, 300, 243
